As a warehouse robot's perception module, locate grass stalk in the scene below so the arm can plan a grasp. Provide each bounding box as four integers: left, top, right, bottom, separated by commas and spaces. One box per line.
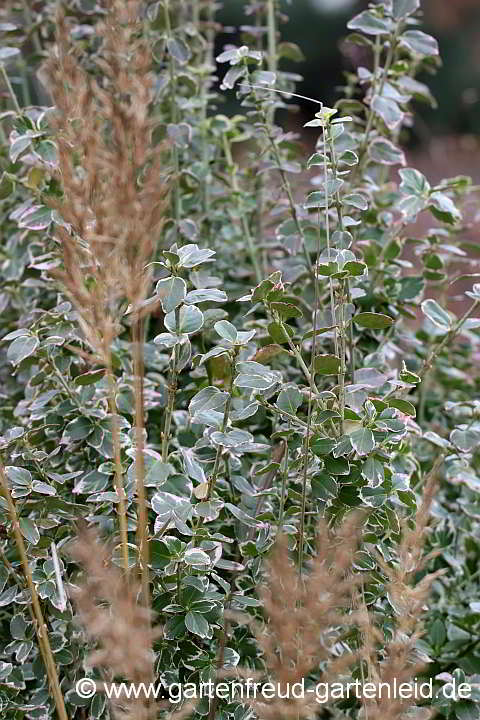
162, 339, 179, 462
106, 360, 130, 575
0, 63, 21, 114
0, 462, 68, 720
278, 433, 289, 530
132, 315, 150, 609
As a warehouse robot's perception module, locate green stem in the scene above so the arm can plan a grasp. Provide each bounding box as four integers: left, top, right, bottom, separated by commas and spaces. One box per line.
280, 319, 318, 391
0, 63, 21, 114
222, 132, 262, 283
165, 0, 181, 239
390, 300, 480, 405
263, 113, 314, 275
259, 398, 308, 428
206, 364, 234, 501
419, 300, 480, 383
354, 29, 399, 179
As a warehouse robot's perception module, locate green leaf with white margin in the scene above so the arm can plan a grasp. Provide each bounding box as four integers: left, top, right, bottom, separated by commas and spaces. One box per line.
342, 194, 368, 211
7, 335, 39, 364
429, 192, 461, 226
214, 320, 237, 342
399, 362, 421, 384
18, 205, 53, 231
0, 567, 8, 594
31, 481, 56, 495
360, 486, 388, 508
0, 662, 12, 681
185, 611, 210, 638
184, 548, 211, 566
5, 466, 32, 487
450, 428, 480, 452
153, 333, 180, 348
361, 456, 385, 488
225, 503, 258, 527
276, 386, 303, 414
397, 194, 428, 219
349, 428, 375, 456
0, 587, 17, 607
465, 283, 480, 301
63, 416, 93, 442
234, 361, 280, 390
189, 386, 228, 420
164, 305, 204, 334
176, 244, 215, 268
344, 261, 367, 277
399, 168, 430, 196
151, 492, 193, 524
155, 276, 186, 313
421, 299, 453, 331
166, 36, 191, 64
19, 518, 40, 545
392, 0, 420, 19
9, 135, 32, 163
399, 30, 439, 57
185, 289, 227, 304
235, 374, 277, 391
371, 96, 403, 130
339, 150, 358, 166
347, 10, 392, 35
368, 138, 406, 166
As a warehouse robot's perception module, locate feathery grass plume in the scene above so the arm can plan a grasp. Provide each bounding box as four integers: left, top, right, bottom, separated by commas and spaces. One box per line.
359, 459, 445, 720
69, 526, 161, 720
46, 1, 170, 355
45, 0, 170, 583
249, 513, 365, 720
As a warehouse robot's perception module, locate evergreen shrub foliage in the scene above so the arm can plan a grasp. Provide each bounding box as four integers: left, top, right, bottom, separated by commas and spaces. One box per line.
0, 1, 480, 719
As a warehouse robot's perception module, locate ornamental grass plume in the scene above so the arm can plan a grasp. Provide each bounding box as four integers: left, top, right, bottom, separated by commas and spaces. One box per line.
358, 460, 444, 720
45, 0, 171, 586
249, 513, 365, 720
69, 526, 161, 720
46, 0, 170, 360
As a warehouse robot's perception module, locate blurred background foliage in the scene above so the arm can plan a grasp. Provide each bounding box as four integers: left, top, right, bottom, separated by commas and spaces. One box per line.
219, 0, 480, 140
